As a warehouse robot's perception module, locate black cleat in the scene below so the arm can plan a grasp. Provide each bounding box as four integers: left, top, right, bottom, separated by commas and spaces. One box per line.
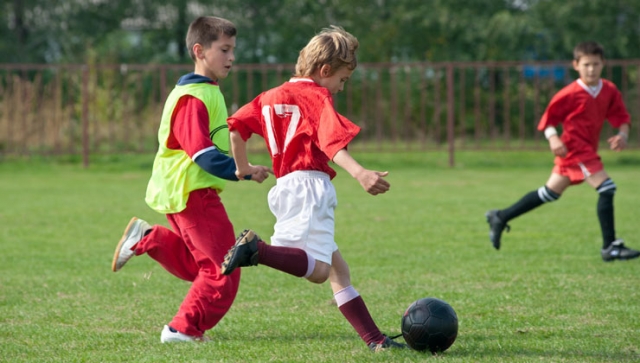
601, 239, 640, 262
220, 229, 260, 275
368, 335, 407, 352
485, 210, 510, 250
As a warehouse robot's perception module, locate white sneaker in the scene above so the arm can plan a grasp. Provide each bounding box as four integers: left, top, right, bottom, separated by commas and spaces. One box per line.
160, 325, 208, 343
111, 217, 151, 272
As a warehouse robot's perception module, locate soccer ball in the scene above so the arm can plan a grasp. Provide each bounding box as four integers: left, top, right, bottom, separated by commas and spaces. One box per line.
401, 297, 458, 353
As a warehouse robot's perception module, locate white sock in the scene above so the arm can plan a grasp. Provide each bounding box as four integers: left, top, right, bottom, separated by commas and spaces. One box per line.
303, 251, 316, 278
333, 285, 359, 307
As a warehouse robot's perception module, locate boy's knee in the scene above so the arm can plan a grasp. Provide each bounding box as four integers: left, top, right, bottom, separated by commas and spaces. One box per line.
597, 179, 616, 196
307, 273, 329, 284
306, 264, 330, 284
538, 186, 561, 202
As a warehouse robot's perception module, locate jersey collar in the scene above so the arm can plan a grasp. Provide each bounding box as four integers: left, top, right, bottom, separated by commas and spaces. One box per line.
289, 77, 316, 84
177, 72, 218, 86
577, 79, 602, 98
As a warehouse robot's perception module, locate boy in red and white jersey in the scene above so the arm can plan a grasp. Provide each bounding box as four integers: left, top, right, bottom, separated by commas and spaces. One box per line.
486, 41, 639, 262
222, 26, 406, 352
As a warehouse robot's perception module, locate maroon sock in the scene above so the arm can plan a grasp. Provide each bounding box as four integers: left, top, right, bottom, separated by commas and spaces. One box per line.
257, 241, 309, 277
337, 296, 385, 345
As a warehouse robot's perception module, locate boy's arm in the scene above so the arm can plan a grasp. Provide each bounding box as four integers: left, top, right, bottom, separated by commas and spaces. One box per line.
545, 129, 567, 158
619, 123, 630, 139
171, 95, 268, 183
230, 130, 270, 180
608, 123, 630, 152
332, 148, 389, 195
194, 149, 241, 180
194, 147, 270, 183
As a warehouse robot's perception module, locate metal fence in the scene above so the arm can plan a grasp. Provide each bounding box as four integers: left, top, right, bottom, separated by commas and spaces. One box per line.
1, 60, 639, 166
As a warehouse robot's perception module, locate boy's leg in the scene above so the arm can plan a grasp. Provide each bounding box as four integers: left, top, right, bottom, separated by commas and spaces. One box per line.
221, 229, 316, 278
587, 170, 640, 261
329, 251, 405, 350
223, 173, 330, 277
166, 188, 241, 338
588, 171, 616, 248
141, 220, 199, 281
486, 173, 567, 249
256, 238, 316, 277
112, 218, 199, 281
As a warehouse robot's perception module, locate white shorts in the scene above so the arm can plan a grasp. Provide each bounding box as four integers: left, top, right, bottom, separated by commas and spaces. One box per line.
267, 171, 338, 265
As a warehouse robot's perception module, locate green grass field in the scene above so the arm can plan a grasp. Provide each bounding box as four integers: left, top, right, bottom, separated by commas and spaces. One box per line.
1, 150, 640, 362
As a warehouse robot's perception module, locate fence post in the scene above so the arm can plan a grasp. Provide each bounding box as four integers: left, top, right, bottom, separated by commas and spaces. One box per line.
82, 65, 89, 168
447, 64, 455, 167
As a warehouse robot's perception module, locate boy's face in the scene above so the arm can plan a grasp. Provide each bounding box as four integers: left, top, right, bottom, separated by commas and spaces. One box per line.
573, 54, 603, 86
195, 34, 236, 81
316, 65, 353, 95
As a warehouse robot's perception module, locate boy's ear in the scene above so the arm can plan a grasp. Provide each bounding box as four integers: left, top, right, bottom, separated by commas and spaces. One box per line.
319, 64, 332, 77
193, 44, 203, 59
572, 59, 579, 71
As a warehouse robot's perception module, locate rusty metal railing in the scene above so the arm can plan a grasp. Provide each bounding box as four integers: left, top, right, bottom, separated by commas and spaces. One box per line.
1, 61, 639, 166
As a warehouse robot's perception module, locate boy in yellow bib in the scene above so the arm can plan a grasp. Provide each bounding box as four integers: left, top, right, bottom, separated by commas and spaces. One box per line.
111, 16, 270, 343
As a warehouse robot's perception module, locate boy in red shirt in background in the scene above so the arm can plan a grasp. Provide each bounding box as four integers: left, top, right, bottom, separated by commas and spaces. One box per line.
486, 41, 639, 262
221, 26, 406, 352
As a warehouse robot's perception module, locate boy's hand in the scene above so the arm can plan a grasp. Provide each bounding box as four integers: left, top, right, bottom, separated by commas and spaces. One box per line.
608, 134, 627, 152
237, 165, 272, 183
355, 170, 390, 196
548, 135, 567, 157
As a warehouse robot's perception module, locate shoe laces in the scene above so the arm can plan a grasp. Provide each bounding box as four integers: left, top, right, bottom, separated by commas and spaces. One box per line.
387, 333, 402, 340
382, 334, 406, 348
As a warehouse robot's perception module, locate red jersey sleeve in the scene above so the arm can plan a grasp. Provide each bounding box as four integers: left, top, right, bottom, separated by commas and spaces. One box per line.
228, 97, 265, 141
168, 95, 214, 158
538, 88, 571, 131
605, 84, 630, 128
316, 96, 361, 159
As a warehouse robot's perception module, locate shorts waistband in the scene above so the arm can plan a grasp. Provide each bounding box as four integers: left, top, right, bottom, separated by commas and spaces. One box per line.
277, 170, 330, 184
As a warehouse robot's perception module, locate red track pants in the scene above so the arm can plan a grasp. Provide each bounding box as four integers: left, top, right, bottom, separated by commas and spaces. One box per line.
134, 188, 241, 337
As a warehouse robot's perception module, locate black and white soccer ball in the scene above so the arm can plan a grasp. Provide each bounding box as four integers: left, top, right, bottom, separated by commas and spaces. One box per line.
401, 297, 458, 353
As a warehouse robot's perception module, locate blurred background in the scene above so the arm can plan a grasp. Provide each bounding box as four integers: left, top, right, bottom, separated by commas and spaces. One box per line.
2, 0, 640, 163
5, 0, 640, 64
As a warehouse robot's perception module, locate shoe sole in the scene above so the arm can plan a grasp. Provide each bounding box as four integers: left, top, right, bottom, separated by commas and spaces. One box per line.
161, 336, 211, 343
160, 325, 211, 343
111, 217, 139, 272
220, 229, 256, 275
602, 255, 640, 262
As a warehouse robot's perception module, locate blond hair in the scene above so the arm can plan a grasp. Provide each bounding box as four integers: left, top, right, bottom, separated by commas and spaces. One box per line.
294, 26, 359, 77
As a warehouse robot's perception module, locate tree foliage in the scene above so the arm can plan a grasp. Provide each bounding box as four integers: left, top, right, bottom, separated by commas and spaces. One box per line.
2, 0, 640, 64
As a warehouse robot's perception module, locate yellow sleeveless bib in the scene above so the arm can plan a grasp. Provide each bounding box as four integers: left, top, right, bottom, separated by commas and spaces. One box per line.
145, 83, 230, 214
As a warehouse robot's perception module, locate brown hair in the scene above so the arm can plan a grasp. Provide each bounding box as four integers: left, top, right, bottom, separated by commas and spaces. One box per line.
573, 41, 604, 61
186, 16, 236, 61
294, 26, 359, 77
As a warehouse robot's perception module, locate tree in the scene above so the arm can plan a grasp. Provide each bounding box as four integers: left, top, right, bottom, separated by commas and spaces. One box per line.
2, 0, 640, 65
